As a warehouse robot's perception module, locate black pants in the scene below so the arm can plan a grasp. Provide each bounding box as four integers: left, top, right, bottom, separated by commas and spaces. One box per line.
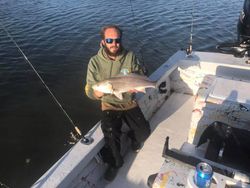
100, 106, 151, 168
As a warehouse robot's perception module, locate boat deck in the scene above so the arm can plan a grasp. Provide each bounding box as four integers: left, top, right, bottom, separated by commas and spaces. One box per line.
106, 93, 194, 188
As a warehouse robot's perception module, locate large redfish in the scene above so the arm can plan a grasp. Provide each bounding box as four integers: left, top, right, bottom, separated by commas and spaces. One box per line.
92, 73, 156, 100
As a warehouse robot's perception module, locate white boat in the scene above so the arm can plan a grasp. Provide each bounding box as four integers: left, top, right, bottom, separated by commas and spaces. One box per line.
31, 1, 250, 186
31, 48, 250, 188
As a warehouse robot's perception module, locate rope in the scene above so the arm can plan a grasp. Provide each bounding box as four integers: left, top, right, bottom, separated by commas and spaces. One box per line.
0, 22, 82, 138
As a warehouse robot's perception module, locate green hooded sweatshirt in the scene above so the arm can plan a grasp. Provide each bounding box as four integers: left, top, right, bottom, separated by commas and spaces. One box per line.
85, 47, 143, 110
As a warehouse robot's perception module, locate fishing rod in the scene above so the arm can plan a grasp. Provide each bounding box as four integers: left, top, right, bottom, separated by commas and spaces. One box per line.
0, 22, 92, 145
186, 0, 194, 55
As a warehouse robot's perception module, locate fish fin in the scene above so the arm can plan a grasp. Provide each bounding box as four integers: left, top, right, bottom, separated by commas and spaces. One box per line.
107, 82, 113, 90
135, 87, 146, 93
113, 91, 123, 100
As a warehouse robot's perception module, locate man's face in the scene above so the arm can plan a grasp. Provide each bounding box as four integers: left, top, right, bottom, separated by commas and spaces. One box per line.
102, 28, 121, 56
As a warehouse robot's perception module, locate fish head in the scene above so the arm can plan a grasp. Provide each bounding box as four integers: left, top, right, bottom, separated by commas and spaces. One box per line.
92, 81, 113, 94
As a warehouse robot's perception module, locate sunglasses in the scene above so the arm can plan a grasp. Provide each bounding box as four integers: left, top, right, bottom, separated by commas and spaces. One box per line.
105, 38, 121, 44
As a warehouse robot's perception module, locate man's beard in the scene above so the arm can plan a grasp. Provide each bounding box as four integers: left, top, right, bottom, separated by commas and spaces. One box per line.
103, 44, 122, 57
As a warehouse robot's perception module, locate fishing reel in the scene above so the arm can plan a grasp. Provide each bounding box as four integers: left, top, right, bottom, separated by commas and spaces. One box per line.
67, 131, 82, 145
67, 129, 94, 145
216, 38, 250, 58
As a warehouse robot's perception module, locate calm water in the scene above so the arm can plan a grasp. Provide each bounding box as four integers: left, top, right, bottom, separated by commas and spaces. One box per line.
0, 0, 244, 187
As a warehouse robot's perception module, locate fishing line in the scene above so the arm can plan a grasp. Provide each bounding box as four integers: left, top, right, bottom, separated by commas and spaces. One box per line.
129, 0, 148, 75
0, 22, 86, 142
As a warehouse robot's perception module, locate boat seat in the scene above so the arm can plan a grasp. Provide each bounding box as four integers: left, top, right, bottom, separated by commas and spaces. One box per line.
188, 76, 250, 145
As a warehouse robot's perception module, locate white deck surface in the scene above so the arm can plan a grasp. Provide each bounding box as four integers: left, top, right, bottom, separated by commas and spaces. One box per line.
106, 93, 194, 188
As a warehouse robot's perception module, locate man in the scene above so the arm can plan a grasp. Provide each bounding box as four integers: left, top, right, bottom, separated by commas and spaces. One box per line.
85, 25, 151, 181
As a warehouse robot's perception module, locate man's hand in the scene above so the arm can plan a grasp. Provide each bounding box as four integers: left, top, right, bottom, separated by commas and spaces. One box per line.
93, 90, 104, 98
